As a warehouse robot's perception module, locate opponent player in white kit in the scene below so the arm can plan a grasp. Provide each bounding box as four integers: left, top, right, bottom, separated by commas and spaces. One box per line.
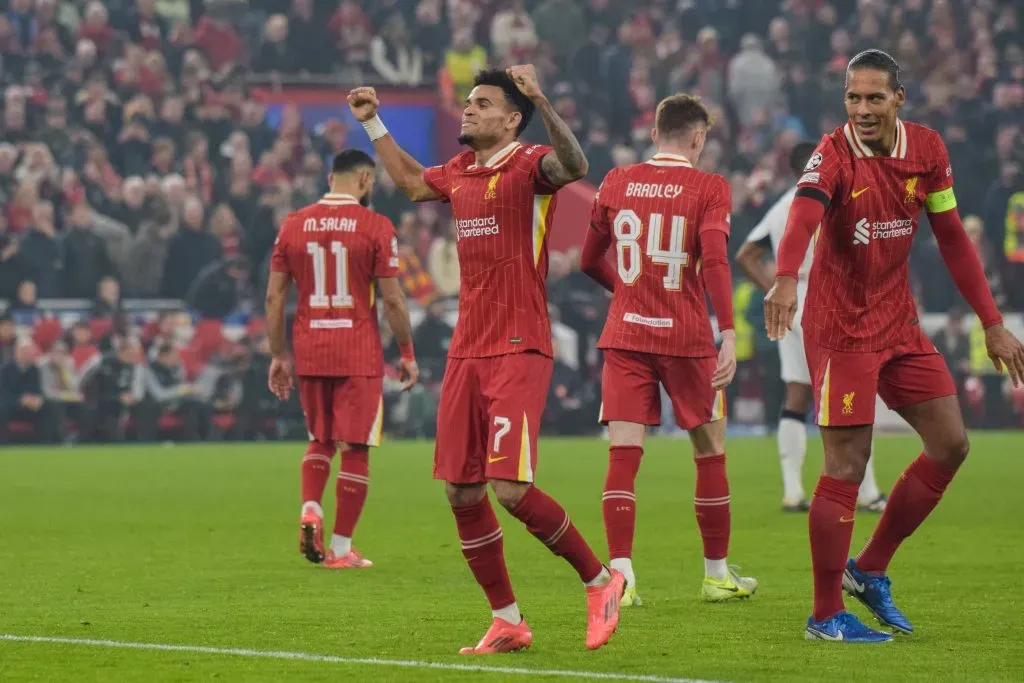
736, 142, 886, 513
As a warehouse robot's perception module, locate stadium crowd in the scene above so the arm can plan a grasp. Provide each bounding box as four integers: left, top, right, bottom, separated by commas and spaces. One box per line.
1, 0, 1023, 443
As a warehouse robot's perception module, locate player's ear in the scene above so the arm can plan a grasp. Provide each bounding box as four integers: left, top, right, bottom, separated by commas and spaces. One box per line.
651, 127, 659, 145
507, 110, 522, 133
894, 86, 906, 109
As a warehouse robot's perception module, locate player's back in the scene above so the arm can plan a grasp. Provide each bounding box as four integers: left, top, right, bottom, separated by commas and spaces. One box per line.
797, 120, 952, 351
273, 193, 398, 377
594, 154, 731, 357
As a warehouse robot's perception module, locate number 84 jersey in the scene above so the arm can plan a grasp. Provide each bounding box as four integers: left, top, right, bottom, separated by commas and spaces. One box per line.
270, 193, 400, 377
591, 154, 731, 358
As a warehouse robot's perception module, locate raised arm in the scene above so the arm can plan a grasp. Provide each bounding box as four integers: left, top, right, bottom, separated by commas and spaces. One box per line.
506, 65, 588, 187
348, 87, 439, 202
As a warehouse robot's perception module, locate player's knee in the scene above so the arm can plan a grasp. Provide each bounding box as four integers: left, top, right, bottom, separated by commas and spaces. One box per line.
938, 431, 969, 469
445, 482, 486, 507
608, 421, 644, 447
489, 479, 530, 511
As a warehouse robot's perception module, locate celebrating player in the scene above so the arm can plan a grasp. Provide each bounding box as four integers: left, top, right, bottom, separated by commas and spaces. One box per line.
349, 66, 625, 654
266, 150, 419, 571
736, 142, 887, 513
765, 50, 1024, 642
581, 94, 757, 608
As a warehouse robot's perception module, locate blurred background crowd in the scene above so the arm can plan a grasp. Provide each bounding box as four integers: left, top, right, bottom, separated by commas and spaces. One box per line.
2, 0, 1024, 444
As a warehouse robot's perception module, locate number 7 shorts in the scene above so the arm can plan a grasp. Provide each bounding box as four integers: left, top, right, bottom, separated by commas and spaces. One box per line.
433, 353, 553, 484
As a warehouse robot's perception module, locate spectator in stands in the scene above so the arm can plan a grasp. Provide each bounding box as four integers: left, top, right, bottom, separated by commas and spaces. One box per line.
10, 280, 38, 321
413, 298, 453, 385
94, 337, 146, 442
144, 342, 208, 441
544, 338, 591, 436
934, 307, 970, 390
124, 194, 176, 297
0, 339, 60, 443
192, 3, 243, 73
19, 201, 61, 298
40, 339, 88, 440
370, 12, 423, 86
490, 0, 537, 65
0, 313, 14, 367
442, 29, 487, 105
92, 276, 122, 319
63, 201, 116, 299
187, 255, 255, 318
161, 196, 221, 298
254, 15, 294, 76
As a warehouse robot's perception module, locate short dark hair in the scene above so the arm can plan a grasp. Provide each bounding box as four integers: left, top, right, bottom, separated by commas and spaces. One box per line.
847, 49, 902, 91
331, 149, 375, 175
472, 69, 534, 137
789, 142, 818, 176
655, 94, 713, 139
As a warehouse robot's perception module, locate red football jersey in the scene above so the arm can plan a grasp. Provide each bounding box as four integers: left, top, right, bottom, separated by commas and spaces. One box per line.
796, 120, 953, 351
423, 142, 558, 358
590, 153, 731, 357
270, 193, 399, 376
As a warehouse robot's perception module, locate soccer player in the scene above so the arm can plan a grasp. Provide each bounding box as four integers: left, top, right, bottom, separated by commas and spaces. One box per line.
736, 142, 887, 513
581, 94, 758, 608
348, 65, 626, 654
266, 149, 419, 571
765, 50, 1024, 642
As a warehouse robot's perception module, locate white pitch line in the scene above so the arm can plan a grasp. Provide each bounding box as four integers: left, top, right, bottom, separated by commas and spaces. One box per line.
0, 634, 726, 683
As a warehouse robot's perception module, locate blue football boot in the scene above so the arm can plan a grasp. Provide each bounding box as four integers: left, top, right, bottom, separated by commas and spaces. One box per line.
843, 558, 913, 634
805, 611, 893, 643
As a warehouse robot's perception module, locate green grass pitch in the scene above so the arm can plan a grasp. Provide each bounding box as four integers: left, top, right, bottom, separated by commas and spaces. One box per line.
1, 434, 1023, 682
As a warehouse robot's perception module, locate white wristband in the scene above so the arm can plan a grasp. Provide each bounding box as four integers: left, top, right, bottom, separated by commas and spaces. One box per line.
361, 115, 388, 141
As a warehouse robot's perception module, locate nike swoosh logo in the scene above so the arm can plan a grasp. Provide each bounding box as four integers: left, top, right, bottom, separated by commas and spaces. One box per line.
851, 579, 866, 593
487, 455, 507, 463
851, 187, 869, 199
452, 185, 462, 194
839, 515, 855, 523
720, 586, 739, 592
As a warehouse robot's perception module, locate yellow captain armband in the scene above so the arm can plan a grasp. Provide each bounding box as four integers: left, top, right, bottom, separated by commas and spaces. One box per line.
925, 187, 957, 213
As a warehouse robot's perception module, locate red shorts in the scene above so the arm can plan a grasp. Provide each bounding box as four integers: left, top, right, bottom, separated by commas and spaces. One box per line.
298, 375, 384, 447
805, 328, 956, 427
599, 350, 726, 430
434, 353, 552, 484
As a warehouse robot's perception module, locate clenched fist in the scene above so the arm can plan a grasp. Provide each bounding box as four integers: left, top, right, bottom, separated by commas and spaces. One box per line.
505, 64, 545, 102
347, 87, 380, 122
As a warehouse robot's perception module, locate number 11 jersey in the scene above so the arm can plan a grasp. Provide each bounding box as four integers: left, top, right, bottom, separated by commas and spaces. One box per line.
270, 193, 399, 377
590, 153, 732, 358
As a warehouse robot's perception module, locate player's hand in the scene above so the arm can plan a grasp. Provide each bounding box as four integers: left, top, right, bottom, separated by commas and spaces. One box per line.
712, 330, 737, 390
764, 276, 798, 341
268, 355, 294, 400
347, 87, 379, 122
505, 64, 544, 102
985, 323, 1024, 388
398, 358, 419, 392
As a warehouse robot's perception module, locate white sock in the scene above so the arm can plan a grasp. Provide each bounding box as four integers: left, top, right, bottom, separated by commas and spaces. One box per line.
778, 417, 807, 502
705, 558, 728, 580
332, 533, 352, 555
301, 501, 323, 518
493, 602, 522, 624
609, 557, 636, 589
584, 566, 611, 587
859, 443, 881, 503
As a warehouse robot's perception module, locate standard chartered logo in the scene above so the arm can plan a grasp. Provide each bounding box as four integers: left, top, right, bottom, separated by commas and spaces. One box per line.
853, 217, 913, 245
457, 216, 500, 239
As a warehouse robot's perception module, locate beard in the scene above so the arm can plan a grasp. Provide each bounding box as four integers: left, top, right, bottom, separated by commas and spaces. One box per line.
359, 191, 372, 207
457, 133, 474, 146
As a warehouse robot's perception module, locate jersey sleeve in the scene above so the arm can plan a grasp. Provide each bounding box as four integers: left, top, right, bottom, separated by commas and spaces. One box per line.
699, 175, 732, 237
923, 133, 957, 214
589, 172, 614, 238
796, 134, 844, 203
374, 218, 400, 278
422, 160, 452, 202
269, 217, 293, 274
523, 144, 560, 194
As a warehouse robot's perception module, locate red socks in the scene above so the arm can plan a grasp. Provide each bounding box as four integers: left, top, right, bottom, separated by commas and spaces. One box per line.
603, 446, 642, 560
809, 475, 860, 621
511, 486, 604, 583
694, 453, 730, 560
334, 446, 370, 537
452, 497, 516, 610
301, 440, 335, 505
856, 453, 958, 574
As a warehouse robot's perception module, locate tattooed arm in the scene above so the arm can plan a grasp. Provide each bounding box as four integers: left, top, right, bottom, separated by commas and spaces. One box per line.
506, 64, 589, 188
